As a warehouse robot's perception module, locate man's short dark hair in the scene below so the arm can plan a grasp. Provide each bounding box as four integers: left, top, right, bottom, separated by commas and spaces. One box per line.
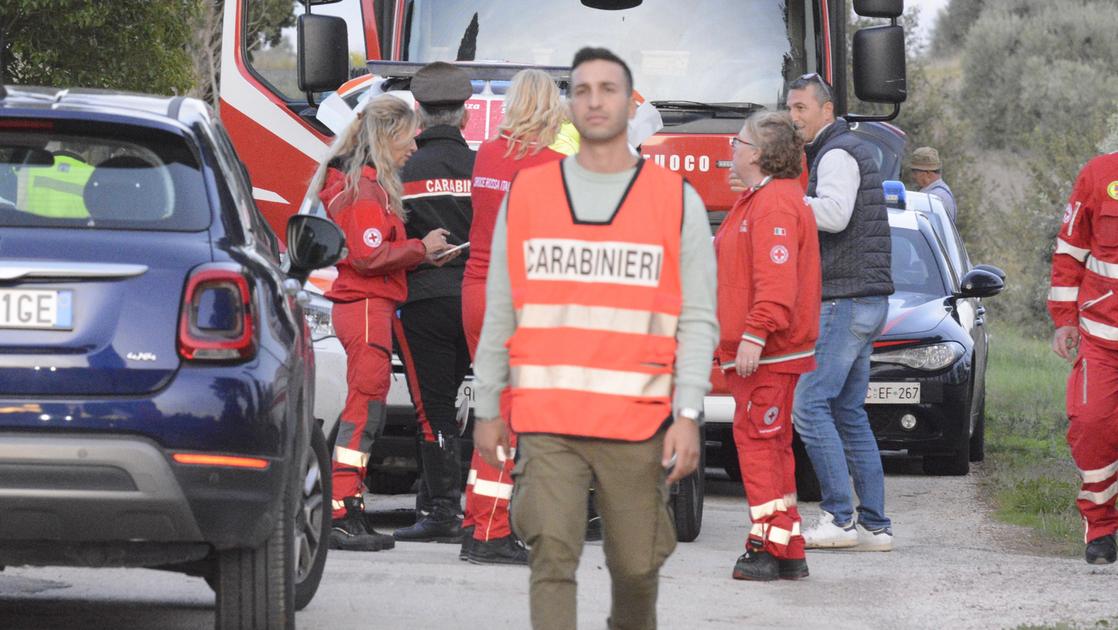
571, 47, 633, 95
788, 73, 833, 105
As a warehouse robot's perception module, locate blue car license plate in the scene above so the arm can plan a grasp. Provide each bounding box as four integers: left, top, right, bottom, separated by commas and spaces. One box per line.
0, 289, 73, 330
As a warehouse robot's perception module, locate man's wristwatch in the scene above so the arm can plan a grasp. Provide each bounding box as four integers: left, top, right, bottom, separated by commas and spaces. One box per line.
676, 407, 703, 424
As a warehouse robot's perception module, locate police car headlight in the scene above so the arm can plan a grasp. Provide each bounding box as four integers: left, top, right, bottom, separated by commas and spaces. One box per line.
304, 293, 335, 340
870, 342, 964, 371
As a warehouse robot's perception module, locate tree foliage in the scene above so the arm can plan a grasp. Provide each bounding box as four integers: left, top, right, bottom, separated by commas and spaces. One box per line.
930, 0, 985, 57
0, 0, 197, 94
960, 0, 1118, 151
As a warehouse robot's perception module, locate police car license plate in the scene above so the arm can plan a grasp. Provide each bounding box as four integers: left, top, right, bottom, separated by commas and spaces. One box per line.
0, 289, 73, 330
865, 382, 920, 404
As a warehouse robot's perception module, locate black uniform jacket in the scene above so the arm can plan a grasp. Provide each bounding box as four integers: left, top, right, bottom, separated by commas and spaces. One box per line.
400, 125, 476, 304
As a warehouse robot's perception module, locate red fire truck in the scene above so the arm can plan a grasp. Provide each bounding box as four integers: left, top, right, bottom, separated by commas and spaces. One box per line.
219, 0, 906, 540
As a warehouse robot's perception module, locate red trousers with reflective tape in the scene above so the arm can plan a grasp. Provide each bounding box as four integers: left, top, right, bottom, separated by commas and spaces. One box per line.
330, 297, 394, 520
1067, 338, 1118, 542
728, 366, 805, 560
461, 276, 516, 540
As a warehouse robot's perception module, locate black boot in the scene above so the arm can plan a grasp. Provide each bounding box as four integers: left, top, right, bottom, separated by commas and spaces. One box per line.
1086, 533, 1117, 564
394, 432, 464, 543
778, 557, 809, 580
732, 546, 779, 581
585, 488, 603, 542
468, 534, 529, 565
459, 525, 475, 561
330, 497, 395, 551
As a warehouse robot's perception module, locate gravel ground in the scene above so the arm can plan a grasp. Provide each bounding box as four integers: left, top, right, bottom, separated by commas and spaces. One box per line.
0, 458, 1115, 629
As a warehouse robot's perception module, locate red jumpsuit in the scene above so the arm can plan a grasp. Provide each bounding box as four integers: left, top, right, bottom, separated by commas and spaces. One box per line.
323, 165, 426, 520
1048, 152, 1118, 542
713, 177, 821, 560
461, 135, 565, 541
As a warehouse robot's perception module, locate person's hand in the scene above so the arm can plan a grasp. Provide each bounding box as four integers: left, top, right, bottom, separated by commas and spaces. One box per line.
421, 228, 450, 263
728, 171, 747, 193
1053, 325, 1080, 362
663, 416, 700, 484
735, 340, 763, 377
474, 417, 511, 469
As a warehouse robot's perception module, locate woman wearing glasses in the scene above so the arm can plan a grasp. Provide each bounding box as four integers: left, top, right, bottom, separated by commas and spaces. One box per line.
716, 111, 821, 581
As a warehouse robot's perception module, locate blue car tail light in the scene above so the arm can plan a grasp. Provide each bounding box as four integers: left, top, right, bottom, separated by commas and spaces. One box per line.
178, 265, 256, 361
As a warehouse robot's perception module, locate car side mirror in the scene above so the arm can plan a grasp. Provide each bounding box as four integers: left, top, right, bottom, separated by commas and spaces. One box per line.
957, 268, 1004, 299
297, 14, 349, 95
286, 215, 345, 283
973, 264, 1006, 282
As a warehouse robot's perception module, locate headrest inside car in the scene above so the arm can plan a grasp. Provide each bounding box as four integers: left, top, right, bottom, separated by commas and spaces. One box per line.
83, 155, 169, 222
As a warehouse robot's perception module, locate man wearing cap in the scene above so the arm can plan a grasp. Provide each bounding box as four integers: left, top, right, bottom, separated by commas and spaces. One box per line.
392, 61, 476, 544
911, 146, 957, 223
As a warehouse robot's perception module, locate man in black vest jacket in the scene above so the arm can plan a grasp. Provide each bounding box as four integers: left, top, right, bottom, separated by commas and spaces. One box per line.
786, 74, 895, 551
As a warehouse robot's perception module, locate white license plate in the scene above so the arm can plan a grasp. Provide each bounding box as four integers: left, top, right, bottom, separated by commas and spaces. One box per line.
865, 382, 920, 404
0, 289, 73, 330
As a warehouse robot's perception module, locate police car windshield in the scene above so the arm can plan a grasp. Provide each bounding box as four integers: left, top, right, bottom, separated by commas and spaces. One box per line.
404, 0, 802, 108
890, 227, 948, 297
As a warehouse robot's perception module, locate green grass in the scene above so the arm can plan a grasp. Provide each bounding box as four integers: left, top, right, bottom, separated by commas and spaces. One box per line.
982, 322, 1083, 555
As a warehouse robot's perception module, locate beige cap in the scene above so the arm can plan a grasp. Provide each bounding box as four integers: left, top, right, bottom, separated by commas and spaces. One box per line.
911, 146, 942, 171
410, 62, 472, 107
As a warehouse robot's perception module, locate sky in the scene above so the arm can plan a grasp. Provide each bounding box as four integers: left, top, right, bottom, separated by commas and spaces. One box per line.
907, 0, 951, 47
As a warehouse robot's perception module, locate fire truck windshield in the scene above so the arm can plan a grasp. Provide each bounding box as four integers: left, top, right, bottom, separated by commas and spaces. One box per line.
404, 0, 807, 109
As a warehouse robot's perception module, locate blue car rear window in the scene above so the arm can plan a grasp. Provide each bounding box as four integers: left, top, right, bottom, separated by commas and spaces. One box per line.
0, 122, 210, 231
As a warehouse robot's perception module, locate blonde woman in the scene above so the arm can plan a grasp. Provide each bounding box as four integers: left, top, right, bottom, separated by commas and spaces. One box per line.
307, 95, 451, 552
459, 69, 574, 565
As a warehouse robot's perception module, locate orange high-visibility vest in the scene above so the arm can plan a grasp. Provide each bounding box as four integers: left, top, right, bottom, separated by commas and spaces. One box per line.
505, 160, 684, 441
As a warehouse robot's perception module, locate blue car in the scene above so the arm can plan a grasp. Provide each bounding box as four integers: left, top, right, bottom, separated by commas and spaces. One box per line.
0, 85, 344, 627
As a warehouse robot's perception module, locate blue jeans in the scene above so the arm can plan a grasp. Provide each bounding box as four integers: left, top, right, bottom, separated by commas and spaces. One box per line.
793, 296, 892, 530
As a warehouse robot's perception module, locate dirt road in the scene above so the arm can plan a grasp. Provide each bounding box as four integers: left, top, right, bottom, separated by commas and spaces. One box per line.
1, 459, 1115, 629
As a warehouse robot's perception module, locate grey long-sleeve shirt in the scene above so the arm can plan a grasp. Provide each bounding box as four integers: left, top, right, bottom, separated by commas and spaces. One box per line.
473, 156, 719, 422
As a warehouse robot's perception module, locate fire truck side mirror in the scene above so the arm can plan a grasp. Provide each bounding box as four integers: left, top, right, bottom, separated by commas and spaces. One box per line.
852, 25, 906, 105
298, 14, 349, 95
853, 0, 903, 18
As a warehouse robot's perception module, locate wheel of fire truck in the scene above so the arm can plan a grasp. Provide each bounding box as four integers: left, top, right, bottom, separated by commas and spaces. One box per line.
214, 441, 297, 629
670, 424, 706, 542
295, 422, 330, 610
792, 430, 822, 503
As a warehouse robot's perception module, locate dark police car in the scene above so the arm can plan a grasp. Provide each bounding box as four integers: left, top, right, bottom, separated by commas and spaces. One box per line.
0, 85, 344, 628
866, 188, 1005, 476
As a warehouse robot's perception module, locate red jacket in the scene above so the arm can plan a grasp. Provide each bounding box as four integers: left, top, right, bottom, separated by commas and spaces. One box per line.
321, 166, 426, 303
714, 177, 821, 373
464, 135, 565, 282
1049, 152, 1118, 350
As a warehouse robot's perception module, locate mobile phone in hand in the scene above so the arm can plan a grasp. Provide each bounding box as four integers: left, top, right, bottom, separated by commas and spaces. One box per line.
435, 241, 470, 259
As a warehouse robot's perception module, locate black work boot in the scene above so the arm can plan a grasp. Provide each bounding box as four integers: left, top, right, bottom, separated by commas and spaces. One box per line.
329, 497, 395, 552
459, 526, 475, 561
394, 433, 464, 543
778, 557, 810, 580
732, 546, 779, 581
585, 489, 602, 542
1086, 533, 1117, 565
468, 534, 529, 566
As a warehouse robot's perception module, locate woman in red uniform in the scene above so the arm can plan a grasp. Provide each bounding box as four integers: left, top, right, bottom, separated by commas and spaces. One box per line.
715, 111, 821, 581
305, 95, 453, 551
460, 69, 574, 564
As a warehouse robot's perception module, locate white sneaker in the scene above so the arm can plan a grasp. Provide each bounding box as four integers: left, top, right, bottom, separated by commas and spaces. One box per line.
855, 523, 894, 551
803, 511, 858, 549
